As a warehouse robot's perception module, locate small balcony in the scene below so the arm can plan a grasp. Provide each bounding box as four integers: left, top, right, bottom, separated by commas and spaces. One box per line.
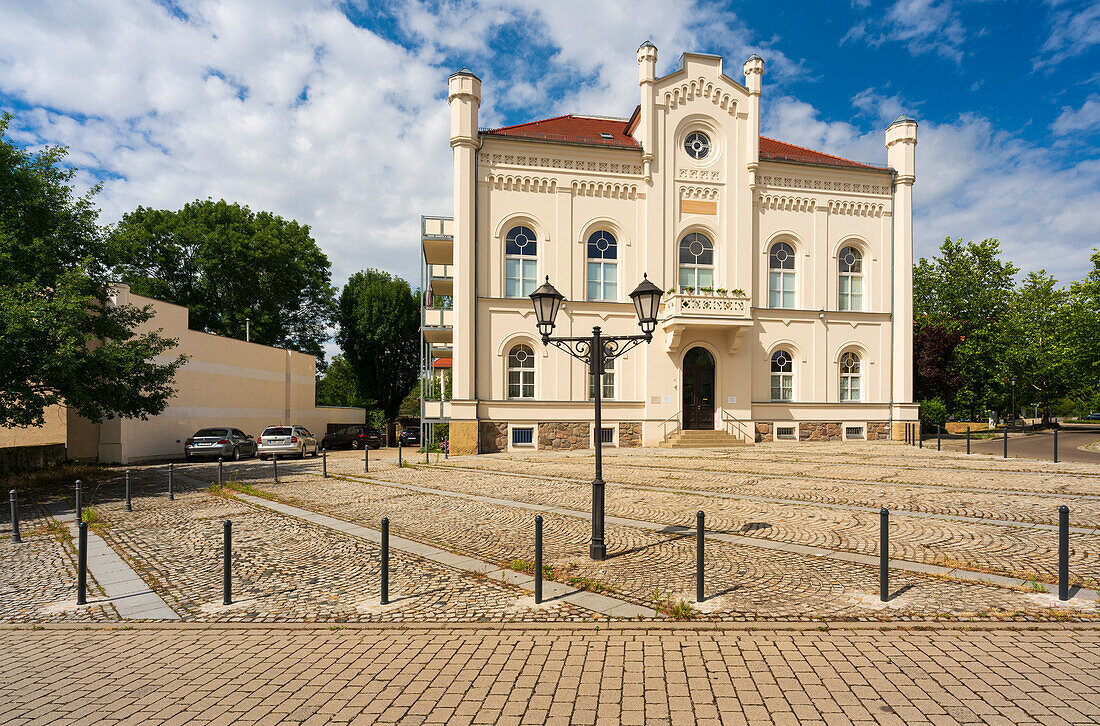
428, 263, 453, 297
422, 306, 453, 343
660, 291, 752, 353
422, 216, 454, 266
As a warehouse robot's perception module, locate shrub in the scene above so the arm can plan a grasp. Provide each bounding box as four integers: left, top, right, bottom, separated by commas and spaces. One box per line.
919, 398, 948, 430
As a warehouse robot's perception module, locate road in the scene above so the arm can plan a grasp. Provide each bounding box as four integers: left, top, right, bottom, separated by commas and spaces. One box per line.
936, 424, 1100, 464
3, 624, 1099, 725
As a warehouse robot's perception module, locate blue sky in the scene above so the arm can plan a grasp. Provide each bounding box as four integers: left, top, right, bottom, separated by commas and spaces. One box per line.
2, 0, 1099, 298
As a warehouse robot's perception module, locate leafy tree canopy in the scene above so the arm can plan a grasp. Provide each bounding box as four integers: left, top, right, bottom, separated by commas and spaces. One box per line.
108, 199, 336, 359
335, 270, 420, 422
315, 355, 366, 409
0, 114, 185, 427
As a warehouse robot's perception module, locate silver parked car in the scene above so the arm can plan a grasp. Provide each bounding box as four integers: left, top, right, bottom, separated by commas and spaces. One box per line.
257, 425, 320, 460
185, 428, 257, 461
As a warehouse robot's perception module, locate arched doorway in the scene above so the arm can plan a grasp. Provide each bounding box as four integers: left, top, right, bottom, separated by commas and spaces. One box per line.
683, 347, 715, 430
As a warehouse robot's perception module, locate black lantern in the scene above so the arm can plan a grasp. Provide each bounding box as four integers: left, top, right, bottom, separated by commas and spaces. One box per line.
629, 273, 664, 337
529, 276, 565, 340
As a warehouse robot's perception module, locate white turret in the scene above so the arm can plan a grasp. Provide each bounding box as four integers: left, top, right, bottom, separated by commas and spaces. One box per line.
636, 41, 658, 182
886, 114, 917, 429
743, 54, 764, 189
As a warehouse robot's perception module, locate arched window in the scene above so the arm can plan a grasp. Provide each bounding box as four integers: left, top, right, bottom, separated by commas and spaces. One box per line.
507, 344, 535, 399
840, 352, 861, 401
838, 246, 863, 311
678, 233, 714, 290
770, 349, 793, 401
768, 242, 796, 308
586, 231, 618, 301
505, 225, 537, 297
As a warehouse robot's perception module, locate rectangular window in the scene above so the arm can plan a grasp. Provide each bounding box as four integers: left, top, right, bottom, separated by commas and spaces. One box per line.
589, 359, 614, 399
769, 271, 795, 308
600, 427, 614, 443
770, 373, 793, 401
845, 426, 865, 439
776, 426, 796, 440
587, 261, 618, 301
839, 276, 863, 311
505, 258, 537, 298
511, 427, 534, 446
840, 377, 861, 401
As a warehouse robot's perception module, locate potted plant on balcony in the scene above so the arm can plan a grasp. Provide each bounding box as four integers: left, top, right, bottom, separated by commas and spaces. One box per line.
716, 288, 728, 296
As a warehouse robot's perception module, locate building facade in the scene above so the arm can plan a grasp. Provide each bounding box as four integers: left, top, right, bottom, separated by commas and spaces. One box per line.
422, 45, 918, 454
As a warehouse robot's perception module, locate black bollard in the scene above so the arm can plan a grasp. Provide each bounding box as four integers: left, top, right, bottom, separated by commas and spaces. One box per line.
919, 424, 923, 448
125, 470, 132, 511
223, 520, 232, 605
218, 457, 224, 486
966, 426, 971, 455
381, 517, 390, 605
77, 522, 88, 605
1059, 505, 1069, 601
696, 511, 705, 603
398, 441, 403, 468
75, 480, 82, 523
322, 447, 328, 478
1003, 427, 1008, 459
880, 508, 889, 602
937, 426, 941, 451
9, 490, 21, 544
1054, 428, 1059, 464
534, 515, 543, 604
168, 463, 174, 501
273, 454, 279, 483
364, 442, 369, 473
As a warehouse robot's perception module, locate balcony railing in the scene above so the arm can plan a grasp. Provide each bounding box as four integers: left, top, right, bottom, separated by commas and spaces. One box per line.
662, 292, 750, 319
422, 307, 454, 329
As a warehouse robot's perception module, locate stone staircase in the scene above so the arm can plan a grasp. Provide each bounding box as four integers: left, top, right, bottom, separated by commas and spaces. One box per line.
660, 429, 751, 448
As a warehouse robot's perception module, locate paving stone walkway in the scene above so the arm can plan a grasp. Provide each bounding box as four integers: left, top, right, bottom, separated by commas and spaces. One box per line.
2, 624, 1099, 725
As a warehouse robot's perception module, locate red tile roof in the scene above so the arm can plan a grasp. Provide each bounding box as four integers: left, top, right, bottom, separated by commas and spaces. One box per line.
481, 114, 884, 170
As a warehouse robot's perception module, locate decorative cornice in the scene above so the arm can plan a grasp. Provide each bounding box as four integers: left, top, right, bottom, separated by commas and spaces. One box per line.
662, 77, 738, 114
676, 168, 722, 183
758, 194, 815, 212
479, 152, 643, 176
758, 175, 890, 196
485, 174, 557, 193
678, 185, 719, 200
827, 200, 886, 216
572, 181, 638, 199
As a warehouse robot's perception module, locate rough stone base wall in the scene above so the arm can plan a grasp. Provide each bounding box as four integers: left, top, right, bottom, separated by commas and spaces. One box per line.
478, 421, 507, 454
866, 422, 890, 441
618, 422, 641, 447
0, 443, 67, 474
800, 422, 843, 441
538, 422, 591, 450
755, 422, 773, 443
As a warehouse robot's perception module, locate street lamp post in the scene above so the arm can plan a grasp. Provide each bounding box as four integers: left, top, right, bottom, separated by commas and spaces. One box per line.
529, 274, 663, 561
1010, 376, 1017, 431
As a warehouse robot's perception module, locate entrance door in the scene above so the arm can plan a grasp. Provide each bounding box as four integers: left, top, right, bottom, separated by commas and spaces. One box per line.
682, 347, 716, 430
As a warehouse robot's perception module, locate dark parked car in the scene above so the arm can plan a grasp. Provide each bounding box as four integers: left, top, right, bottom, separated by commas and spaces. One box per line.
1084, 413, 1100, 421
398, 427, 421, 446
322, 425, 383, 450
185, 428, 257, 461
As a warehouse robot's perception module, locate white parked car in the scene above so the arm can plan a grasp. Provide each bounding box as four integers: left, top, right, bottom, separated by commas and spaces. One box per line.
257, 425, 320, 460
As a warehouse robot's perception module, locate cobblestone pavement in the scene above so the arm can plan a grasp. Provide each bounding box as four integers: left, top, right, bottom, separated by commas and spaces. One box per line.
169, 454, 1094, 622
3, 624, 1099, 725
8, 466, 590, 623
0, 499, 116, 622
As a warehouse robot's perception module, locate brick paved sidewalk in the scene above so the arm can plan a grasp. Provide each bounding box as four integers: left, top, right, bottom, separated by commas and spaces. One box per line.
2, 624, 1098, 725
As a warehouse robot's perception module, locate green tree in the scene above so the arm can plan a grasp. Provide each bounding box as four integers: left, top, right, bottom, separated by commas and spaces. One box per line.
0, 115, 184, 427
1068, 249, 1100, 403
108, 199, 336, 358
913, 238, 1018, 420
335, 270, 420, 422
315, 355, 366, 408
1003, 271, 1075, 422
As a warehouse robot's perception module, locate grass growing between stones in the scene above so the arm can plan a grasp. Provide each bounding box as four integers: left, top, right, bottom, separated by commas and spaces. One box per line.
506, 559, 554, 580
208, 481, 279, 501
649, 588, 695, 620
2, 463, 113, 500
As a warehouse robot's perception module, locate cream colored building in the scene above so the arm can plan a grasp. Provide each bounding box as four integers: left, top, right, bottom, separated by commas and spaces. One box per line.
2, 285, 364, 465
422, 45, 918, 454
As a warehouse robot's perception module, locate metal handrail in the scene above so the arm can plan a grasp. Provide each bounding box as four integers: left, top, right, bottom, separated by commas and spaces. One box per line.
721, 410, 752, 442
660, 409, 682, 442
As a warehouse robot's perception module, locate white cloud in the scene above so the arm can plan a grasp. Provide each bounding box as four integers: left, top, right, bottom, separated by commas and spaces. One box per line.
843, 0, 966, 63
1035, 0, 1100, 71
1052, 96, 1100, 135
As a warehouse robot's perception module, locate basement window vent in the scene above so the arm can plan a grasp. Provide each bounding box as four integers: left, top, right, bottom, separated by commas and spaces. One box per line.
600, 427, 615, 444
776, 426, 796, 440
845, 426, 865, 439
599, 132, 614, 139
512, 427, 534, 446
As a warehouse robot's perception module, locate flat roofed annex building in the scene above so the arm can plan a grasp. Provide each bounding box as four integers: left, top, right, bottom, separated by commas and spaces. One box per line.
421, 44, 918, 455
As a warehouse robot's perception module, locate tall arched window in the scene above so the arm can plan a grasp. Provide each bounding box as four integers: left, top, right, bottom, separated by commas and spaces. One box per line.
769, 242, 796, 308
505, 225, 537, 297
586, 231, 618, 301
840, 352, 861, 401
588, 357, 615, 400
770, 349, 793, 401
838, 246, 863, 311
678, 233, 713, 290
507, 344, 535, 399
